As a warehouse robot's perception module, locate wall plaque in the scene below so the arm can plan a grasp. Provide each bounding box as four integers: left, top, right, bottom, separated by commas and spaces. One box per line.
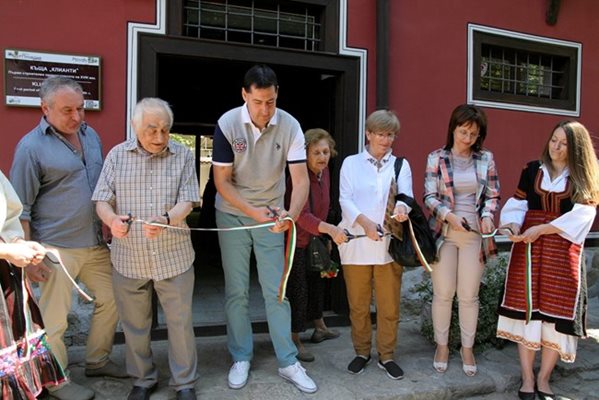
4, 49, 101, 110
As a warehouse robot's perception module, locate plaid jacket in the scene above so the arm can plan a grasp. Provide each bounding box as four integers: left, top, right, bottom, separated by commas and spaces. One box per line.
423, 148, 500, 260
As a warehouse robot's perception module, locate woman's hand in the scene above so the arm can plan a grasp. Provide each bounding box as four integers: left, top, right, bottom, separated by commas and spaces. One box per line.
500, 223, 521, 238
328, 225, 348, 245
480, 216, 495, 234
1, 242, 45, 268
393, 204, 409, 223
511, 224, 554, 243
445, 213, 467, 232
363, 220, 382, 241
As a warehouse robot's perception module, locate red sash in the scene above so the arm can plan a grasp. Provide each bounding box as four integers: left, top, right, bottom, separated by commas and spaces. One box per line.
502, 210, 582, 320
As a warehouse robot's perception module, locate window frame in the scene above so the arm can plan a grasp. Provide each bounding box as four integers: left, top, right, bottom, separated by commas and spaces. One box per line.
467, 24, 581, 117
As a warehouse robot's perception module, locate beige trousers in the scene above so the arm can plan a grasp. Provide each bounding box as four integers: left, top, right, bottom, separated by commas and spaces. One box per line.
431, 229, 483, 348
343, 262, 403, 361
39, 245, 117, 369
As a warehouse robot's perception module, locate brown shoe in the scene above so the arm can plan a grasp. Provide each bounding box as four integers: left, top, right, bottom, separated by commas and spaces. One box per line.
48, 382, 95, 400
85, 360, 128, 378
310, 328, 340, 343
296, 349, 315, 362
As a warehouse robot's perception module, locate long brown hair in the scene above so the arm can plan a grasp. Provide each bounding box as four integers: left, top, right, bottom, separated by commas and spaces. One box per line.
541, 121, 599, 204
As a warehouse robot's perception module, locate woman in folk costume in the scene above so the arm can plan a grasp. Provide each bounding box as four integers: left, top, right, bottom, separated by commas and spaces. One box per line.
497, 121, 599, 400
424, 104, 500, 376
0, 170, 66, 399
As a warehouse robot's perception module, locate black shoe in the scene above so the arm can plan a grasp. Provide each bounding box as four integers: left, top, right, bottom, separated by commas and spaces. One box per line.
517, 389, 535, 400
347, 355, 371, 374
377, 360, 404, 380
536, 389, 556, 400
127, 384, 157, 400
176, 388, 196, 400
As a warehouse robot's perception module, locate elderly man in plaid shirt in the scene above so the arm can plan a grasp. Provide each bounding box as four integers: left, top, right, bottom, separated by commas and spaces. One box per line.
93, 98, 200, 400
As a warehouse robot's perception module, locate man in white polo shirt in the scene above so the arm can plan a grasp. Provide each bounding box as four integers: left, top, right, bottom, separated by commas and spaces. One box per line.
212, 64, 316, 393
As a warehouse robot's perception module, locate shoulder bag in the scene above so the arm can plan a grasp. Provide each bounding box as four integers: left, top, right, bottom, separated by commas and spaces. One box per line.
388, 157, 437, 267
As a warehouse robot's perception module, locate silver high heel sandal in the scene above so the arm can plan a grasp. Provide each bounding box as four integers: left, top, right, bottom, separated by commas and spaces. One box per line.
459, 348, 477, 377
433, 348, 448, 373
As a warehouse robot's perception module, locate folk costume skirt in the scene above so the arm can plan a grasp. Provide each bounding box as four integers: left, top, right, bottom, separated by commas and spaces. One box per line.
0, 260, 66, 399
497, 210, 587, 362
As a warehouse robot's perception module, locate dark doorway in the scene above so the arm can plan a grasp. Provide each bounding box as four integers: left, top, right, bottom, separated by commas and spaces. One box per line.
138, 33, 359, 329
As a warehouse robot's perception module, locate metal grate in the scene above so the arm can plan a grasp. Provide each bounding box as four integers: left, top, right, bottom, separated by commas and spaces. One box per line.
480, 44, 568, 100
183, 0, 322, 51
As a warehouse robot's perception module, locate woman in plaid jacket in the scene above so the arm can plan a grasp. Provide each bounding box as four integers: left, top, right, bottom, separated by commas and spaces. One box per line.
423, 104, 500, 377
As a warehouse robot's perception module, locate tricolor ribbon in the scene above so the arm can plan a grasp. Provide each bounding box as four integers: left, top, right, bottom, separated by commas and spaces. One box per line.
478, 227, 533, 324
524, 242, 533, 324
134, 217, 297, 303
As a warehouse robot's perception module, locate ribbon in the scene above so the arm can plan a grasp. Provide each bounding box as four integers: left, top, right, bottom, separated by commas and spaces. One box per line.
478, 227, 533, 324
44, 250, 95, 303
524, 242, 533, 324
132, 217, 297, 303
405, 218, 434, 273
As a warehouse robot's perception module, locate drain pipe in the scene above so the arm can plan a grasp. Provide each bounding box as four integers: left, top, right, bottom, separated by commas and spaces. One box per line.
376, 0, 389, 109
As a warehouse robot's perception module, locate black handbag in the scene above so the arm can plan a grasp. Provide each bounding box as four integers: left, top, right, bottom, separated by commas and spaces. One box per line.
304, 189, 331, 272
388, 158, 437, 267
305, 235, 331, 272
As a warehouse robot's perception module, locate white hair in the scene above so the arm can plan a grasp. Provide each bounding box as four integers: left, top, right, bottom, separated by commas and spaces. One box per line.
131, 97, 174, 130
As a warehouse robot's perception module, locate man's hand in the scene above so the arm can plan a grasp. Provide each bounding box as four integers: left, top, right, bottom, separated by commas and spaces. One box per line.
143, 215, 168, 239
269, 209, 291, 233
110, 215, 132, 238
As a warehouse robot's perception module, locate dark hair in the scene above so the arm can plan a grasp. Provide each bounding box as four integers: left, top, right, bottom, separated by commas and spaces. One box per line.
443, 104, 488, 152
243, 64, 278, 92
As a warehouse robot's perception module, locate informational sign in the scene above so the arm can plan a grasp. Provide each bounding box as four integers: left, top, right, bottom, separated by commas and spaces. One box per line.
4, 49, 101, 110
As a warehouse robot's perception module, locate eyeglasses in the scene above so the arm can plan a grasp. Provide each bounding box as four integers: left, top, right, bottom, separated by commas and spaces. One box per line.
456, 130, 479, 140
370, 131, 396, 140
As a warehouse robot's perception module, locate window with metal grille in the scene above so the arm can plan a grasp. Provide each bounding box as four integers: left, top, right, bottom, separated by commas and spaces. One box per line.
183, 0, 322, 51
468, 24, 581, 116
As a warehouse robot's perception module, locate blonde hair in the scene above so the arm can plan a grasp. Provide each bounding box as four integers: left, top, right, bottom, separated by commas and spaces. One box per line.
365, 109, 400, 134
541, 121, 599, 204
304, 128, 337, 157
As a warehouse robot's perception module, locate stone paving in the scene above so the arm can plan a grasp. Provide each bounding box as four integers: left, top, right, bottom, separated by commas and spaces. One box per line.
60, 295, 599, 400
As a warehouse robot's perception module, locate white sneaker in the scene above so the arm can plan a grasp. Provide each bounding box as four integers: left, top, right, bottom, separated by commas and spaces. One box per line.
278, 361, 318, 393
228, 361, 250, 389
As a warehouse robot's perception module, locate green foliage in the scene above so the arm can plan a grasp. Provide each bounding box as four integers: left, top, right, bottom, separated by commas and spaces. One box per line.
413, 254, 508, 352
170, 133, 196, 152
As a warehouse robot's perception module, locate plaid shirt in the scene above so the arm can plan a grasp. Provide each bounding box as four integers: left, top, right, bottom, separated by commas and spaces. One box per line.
92, 139, 200, 280
423, 148, 500, 260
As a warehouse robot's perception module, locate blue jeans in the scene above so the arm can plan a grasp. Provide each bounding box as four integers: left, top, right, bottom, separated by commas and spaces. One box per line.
216, 210, 297, 367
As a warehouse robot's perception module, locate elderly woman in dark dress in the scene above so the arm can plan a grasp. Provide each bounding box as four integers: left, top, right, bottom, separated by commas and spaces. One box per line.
285, 129, 347, 361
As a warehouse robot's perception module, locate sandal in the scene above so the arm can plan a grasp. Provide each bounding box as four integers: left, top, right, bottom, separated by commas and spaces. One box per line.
459, 347, 477, 377
433, 348, 448, 373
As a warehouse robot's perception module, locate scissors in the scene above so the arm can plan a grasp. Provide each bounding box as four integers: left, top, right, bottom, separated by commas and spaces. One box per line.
124, 212, 135, 233
266, 206, 280, 220
343, 224, 388, 242
461, 217, 514, 236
